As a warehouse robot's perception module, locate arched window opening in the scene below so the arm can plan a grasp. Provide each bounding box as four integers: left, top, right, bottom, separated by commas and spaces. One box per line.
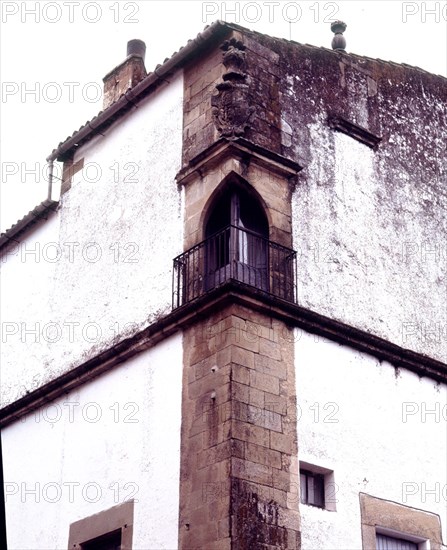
205, 186, 269, 291
172, 182, 297, 309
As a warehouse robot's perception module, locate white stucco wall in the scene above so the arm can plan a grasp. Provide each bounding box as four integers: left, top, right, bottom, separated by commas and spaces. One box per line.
295, 328, 447, 550
0, 211, 61, 405
292, 130, 446, 363
1, 72, 184, 406
2, 333, 183, 550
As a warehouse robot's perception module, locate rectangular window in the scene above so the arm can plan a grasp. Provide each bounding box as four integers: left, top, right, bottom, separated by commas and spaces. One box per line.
81, 529, 121, 550
300, 469, 325, 508
376, 533, 418, 550
68, 500, 133, 550
360, 494, 436, 550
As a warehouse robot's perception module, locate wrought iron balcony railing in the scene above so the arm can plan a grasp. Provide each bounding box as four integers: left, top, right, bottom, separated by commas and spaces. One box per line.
172, 225, 297, 309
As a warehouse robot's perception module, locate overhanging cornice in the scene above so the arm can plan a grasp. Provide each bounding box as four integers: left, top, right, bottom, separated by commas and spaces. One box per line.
1, 283, 445, 428
176, 137, 304, 187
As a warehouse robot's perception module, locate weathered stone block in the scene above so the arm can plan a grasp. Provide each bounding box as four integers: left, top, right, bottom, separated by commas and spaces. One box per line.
232, 457, 273, 485
250, 370, 280, 395
232, 364, 250, 386
270, 431, 298, 455
245, 441, 282, 469
232, 420, 270, 447
232, 346, 255, 369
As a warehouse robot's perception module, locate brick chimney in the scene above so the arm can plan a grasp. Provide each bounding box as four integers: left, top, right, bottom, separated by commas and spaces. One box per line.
102, 39, 147, 109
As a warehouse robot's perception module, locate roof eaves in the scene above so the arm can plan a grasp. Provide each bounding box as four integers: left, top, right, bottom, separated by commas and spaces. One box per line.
225, 20, 446, 78
47, 20, 233, 163
0, 199, 59, 252
47, 19, 446, 164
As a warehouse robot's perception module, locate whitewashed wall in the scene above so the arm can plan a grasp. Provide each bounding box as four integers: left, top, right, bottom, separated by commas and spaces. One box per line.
1, 72, 184, 406
292, 130, 446, 363
295, 328, 447, 550
1, 212, 61, 405
2, 333, 183, 550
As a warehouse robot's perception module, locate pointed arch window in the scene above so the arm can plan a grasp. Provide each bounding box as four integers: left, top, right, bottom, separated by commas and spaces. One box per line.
172, 181, 297, 308
205, 186, 269, 291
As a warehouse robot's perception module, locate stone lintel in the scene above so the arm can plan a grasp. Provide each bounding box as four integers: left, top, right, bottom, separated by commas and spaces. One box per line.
176, 137, 304, 187
328, 115, 382, 149
360, 493, 443, 550
2, 282, 446, 429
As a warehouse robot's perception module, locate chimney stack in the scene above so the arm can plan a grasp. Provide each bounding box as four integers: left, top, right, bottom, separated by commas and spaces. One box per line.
103, 39, 147, 109
331, 21, 347, 51
127, 38, 146, 59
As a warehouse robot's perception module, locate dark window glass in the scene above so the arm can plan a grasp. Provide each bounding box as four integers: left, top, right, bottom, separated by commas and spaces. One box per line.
205, 187, 268, 237
81, 529, 121, 550
205, 186, 269, 291
206, 192, 231, 237
300, 470, 325, 508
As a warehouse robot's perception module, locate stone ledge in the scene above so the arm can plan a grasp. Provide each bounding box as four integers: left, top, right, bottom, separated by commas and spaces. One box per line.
2, 281, 446, 427
176, 137, 303, 187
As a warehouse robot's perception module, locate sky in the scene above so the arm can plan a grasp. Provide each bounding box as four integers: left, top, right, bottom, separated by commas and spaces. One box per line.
1, 0, 446, 232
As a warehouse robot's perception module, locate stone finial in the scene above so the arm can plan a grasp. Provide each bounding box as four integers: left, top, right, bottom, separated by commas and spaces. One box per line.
221, 39, 247, 80
331, 20, 347, 51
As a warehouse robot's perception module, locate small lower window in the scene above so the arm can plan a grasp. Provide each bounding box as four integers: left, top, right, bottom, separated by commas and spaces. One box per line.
376, 533, 425, 550
375, 528, 430, 550
376, 533, 418, 550
300, 469, 325, 508
81, 529, 121, 550
361, 494, 438, 550
68, 500, 133, 550
299, 462, 336, 511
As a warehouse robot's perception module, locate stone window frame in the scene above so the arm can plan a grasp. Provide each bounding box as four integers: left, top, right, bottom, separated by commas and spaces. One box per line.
67, 500, 134, 550
360, 493, 443, 550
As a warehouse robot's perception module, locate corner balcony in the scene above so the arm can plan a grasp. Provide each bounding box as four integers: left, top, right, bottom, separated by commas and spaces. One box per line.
172, 225, 297, 309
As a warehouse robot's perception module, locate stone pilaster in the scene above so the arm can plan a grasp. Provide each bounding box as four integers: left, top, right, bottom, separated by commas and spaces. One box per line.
179, 304, 300, 549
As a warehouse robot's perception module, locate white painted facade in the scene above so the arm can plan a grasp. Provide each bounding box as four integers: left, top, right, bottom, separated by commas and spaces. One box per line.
292, 127, 446, 363
295, 328, 447, 550
1, 73, 184, 406
1, 25, 445, 550
3, 324, 445, 549
2, 333, 183, 550
1, 210, 61, 406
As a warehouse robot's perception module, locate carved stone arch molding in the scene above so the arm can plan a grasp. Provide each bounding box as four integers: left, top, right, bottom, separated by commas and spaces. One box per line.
177, 141, 301, 251
200, 170, 273, 243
